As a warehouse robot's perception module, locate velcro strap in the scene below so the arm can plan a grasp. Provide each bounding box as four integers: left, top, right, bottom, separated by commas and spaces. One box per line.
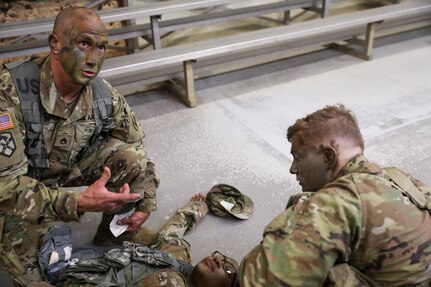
383, 167, 428, 209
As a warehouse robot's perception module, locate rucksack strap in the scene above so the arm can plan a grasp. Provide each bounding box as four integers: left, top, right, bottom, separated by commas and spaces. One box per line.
75, 77, 114, 161
383, 167, 430, 210
5, 60, 49, 180
5, 60, 114, 179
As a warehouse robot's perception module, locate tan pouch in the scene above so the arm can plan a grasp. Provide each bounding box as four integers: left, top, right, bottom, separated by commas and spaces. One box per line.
383, 167, 430, 210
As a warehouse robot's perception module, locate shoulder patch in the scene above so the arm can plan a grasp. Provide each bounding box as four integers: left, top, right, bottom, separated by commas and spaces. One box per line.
0, 112, 14, 131
0, 132, 16, 156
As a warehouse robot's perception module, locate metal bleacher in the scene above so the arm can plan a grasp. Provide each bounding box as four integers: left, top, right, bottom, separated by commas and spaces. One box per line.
0, 0, 429, 108
98, 0, 431, 107
0, 0, 330, 58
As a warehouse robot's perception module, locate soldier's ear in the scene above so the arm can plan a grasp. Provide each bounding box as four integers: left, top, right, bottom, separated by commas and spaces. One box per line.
324, 147, 337, 170
48, 33, 60, 58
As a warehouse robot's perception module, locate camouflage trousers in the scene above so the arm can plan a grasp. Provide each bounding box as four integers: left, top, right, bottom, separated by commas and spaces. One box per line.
69, 137, 159, 213
0, 137, 159, 286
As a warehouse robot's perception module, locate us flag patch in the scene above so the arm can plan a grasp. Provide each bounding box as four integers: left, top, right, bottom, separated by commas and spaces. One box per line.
0, 113, 14, 131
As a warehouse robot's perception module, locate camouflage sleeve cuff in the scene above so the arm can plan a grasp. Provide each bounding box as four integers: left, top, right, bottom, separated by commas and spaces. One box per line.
55, 190, 81, 222
177, 200, 209, 228
136, 197, 157, 213
188, 200, 209, 217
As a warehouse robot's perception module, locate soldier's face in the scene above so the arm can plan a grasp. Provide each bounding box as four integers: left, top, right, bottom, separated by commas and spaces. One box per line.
58, 16, 107, 85
191, 253, 237, 287
289, 134, 331, 192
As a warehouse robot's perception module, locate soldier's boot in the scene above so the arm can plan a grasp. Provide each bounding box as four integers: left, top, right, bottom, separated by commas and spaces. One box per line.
93, 213, 159, 247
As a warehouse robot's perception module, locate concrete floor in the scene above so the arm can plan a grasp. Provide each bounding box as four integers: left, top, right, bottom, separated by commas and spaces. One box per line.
1, 1, 431, 285
124, 26, 431, 265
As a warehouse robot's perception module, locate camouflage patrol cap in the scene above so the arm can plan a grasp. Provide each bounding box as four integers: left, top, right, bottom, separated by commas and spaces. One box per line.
205, 184, 254, 220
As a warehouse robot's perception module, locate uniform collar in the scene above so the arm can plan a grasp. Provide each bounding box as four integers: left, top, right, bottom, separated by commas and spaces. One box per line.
336, 154, 381, 179
39, 56, 94, 120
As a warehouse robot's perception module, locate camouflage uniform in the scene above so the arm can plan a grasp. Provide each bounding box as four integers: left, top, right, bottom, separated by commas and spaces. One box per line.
63, 200, 208, 287
0, 57, 159, 286
239, 155, 431, 286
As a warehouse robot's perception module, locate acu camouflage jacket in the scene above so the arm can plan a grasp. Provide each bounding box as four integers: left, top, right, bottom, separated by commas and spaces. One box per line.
239, 155, 431, 286
0, 56, 152, 225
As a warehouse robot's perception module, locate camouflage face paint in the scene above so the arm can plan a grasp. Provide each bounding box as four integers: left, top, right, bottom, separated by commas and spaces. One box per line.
192, 255, 235, 287
58, 16, 108, 85
289, 135, 331, 192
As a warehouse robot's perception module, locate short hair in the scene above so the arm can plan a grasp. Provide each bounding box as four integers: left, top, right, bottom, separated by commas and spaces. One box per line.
287, 104, 364, 151
53, 6, 107, 36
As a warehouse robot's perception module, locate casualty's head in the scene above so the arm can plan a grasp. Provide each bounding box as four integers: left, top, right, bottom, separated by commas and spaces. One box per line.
189, 251, 239, 287
287, 104, 364, 192
49, 6, 108, 85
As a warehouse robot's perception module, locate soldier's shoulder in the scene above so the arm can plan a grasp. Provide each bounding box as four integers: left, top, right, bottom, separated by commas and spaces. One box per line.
0, 65, 20, 106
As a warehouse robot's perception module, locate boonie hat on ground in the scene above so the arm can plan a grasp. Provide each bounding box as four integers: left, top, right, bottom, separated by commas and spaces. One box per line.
205, 184, 254, 220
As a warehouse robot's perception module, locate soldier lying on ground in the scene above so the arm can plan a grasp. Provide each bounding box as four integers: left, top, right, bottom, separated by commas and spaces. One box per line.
0, 6, 159, 286
238, 104, 431, 286
37, 193, 238, 287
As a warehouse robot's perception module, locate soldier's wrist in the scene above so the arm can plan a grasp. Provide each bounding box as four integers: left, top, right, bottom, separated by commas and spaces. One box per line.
136, 197, 157, 213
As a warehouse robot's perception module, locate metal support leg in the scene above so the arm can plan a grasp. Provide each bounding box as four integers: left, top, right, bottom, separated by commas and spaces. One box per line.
183, 60, 196, 107
283, 10, 291, 25
363, 22, 377, 59
117, 0, 139, 54
321, 0, 330, 18
282, 0, 291, 24
329, 21, 381, 61
166, 60, 197, 108
150, 15, 162, 50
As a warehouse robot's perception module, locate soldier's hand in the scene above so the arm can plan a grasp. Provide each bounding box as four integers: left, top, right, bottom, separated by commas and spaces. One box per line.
77, 166, 142, 213
118, 210, 150, 232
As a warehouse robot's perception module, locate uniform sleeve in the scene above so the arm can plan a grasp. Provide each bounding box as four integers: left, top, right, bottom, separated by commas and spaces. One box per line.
239, 181, 362, 287
104, 80, 158, 213
153, 201, 208, 262
105, 80, 144, 143
0, 67, 80, 224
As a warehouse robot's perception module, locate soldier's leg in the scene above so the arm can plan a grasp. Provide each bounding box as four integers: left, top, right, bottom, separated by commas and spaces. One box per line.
0, 215, 47, 286
72, 137, 158, 210
67, 137, 159, 246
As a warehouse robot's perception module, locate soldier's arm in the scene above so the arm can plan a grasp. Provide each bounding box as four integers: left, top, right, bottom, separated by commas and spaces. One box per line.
104, 80, 157, 214
152, 198, 208, 262
239, 182, 362, 286
152, 198, 207, 245
159, 199, 208, 239
0, 75, 80, 224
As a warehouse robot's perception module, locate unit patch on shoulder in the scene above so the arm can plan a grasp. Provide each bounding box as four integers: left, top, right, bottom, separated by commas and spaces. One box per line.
0, 113, 14, 131
0, 132, 16, 157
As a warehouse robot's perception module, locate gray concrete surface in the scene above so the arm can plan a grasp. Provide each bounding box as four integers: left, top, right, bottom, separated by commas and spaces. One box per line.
127, 27, 431, 265
1, 1, 431, 286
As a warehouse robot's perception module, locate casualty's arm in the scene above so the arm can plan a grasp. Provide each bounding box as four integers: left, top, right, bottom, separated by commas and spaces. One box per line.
153, 198, 208, 262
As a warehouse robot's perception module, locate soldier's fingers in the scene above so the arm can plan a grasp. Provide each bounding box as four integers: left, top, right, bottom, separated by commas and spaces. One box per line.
98, 166, 111, 186
118, 217, 132, 225
119, 183, 130, 194
112, 192, 141, 202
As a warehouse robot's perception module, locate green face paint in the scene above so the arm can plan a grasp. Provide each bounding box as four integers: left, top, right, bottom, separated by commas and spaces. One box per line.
59, 19, 108, 85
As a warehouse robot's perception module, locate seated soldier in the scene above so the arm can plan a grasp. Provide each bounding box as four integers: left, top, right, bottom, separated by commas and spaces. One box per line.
0, 6, 159, 286
41, 193, 238, 287
238, 104, 431, 286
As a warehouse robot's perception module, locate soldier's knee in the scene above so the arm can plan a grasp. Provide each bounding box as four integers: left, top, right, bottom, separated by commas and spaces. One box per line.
109, 145, 147, 174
